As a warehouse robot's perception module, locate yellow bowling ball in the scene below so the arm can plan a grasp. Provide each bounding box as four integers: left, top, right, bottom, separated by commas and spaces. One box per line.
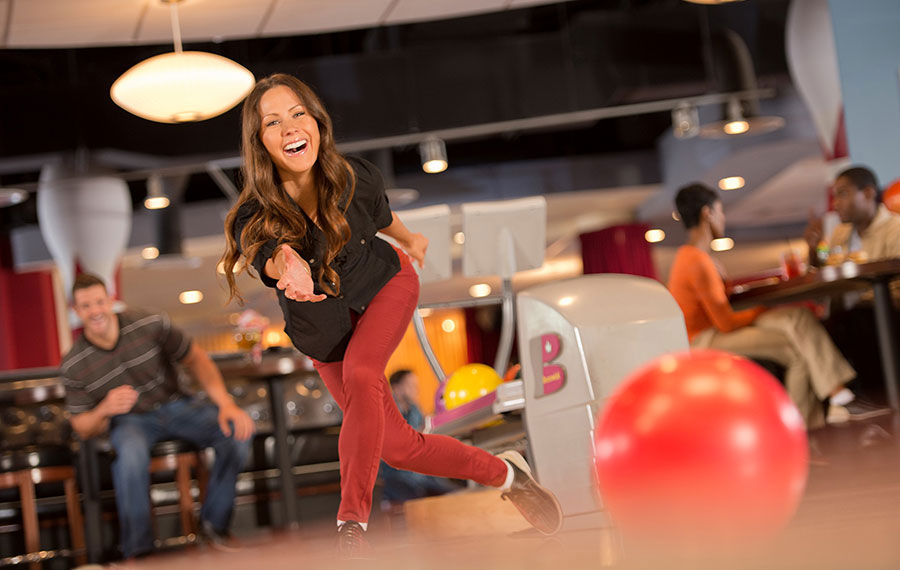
444, 364, 504, 410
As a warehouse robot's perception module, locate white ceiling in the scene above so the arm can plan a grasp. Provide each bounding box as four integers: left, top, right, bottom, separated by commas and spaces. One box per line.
2, 0, 572, 48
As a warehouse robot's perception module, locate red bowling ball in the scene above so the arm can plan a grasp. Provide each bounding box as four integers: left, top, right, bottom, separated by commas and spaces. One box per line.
593, 349, 809, 549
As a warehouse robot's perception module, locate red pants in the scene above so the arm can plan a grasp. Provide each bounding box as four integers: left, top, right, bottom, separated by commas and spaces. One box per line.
313, 253, 508, 523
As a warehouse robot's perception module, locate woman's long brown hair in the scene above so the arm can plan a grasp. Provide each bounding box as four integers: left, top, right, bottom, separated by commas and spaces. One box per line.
221, 74, 354, 303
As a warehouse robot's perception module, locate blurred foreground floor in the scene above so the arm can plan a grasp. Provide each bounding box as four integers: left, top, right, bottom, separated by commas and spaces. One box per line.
85, 414, 900, 570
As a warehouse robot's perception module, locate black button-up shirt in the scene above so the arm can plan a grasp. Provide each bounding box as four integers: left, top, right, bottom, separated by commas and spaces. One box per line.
233, 157, 400, 362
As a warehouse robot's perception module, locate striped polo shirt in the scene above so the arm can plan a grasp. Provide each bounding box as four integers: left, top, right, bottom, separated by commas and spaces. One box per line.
62, 309, 193, 415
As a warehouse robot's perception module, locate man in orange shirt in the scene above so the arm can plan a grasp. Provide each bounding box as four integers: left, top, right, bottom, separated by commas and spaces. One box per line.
667, 183, 888, 428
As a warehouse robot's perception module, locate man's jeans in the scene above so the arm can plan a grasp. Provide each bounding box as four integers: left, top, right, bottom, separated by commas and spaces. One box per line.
109, 398, 251, 558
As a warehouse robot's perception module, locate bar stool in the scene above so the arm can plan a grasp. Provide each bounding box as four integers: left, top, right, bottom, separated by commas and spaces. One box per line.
148, 440, 209, 544
0, 445, 86, 570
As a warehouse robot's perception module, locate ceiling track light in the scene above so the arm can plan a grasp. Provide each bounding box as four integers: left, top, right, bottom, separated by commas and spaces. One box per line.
144, 174, 170, 209
672, 102, 700, 139
419, 137, 448, 174
110, 0, 255, 123
699, 97, 784, 139
697, 29, 784, 139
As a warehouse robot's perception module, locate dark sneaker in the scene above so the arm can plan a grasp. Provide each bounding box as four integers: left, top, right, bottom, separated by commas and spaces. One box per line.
200, 519, 242, 553
336, 521, 373, 560
827, 400, 892, 424
497, 450, 564, 536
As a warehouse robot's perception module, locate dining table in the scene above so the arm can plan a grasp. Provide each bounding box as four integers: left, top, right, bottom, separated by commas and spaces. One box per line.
730, 258, 900, 412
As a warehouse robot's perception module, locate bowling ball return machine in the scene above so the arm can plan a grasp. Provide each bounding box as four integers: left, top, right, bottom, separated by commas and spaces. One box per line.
393, 198, 689, 532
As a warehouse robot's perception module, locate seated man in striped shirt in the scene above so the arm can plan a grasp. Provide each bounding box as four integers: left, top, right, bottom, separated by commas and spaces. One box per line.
62, 273, 254, 560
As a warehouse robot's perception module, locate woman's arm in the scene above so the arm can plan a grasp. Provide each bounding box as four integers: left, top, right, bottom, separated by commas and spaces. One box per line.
380, 212, 428, 267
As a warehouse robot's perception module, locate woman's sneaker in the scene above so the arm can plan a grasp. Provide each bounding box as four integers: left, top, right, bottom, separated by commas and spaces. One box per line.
496, 450, 564, 535
336, 521, 373, 560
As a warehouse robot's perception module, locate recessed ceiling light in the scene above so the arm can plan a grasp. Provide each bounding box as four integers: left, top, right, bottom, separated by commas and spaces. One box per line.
711, 237, 734, 252
644, 229, 666, 243
141, 246, 160, 260
453, 232, 466, 245
718, 176, 745, 191
179, 290, 203, 304
217, 259, 243, 275
469, 283, 491, 298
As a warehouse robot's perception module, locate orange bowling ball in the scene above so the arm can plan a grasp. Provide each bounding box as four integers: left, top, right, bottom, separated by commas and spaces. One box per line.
883, 178, 900, 214
592, 350, 808, 550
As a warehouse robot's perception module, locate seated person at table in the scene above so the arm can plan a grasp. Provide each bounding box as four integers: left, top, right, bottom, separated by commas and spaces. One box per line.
667, 183, 888, 428
804, 166, 900, 402
62, 274, 254, 560
378, 370, 458, 504
804, 165, 900, 265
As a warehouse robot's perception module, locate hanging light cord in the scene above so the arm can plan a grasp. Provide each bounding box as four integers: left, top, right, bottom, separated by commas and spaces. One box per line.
169, 1, 183, 53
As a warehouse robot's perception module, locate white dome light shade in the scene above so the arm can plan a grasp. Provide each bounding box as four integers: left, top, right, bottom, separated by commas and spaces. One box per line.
111, 51, 255, 123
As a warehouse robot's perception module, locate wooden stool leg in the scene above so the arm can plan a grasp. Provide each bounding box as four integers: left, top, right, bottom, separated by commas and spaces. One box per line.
175, 455, 195, 536
18, 471, 40, 570
64, 476, 87, 565
195, 451, 209, 503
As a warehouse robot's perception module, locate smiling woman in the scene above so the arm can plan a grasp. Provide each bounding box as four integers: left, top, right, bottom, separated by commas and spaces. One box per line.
219, 73, 563, 557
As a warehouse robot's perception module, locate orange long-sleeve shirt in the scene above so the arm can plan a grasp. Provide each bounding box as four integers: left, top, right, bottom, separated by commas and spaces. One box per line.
667, 245, 765, 342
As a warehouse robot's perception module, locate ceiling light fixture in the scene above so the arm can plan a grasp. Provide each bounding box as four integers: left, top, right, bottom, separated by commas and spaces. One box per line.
178, 290, 203, 304
700, 97, 784, 139
419, 137, 448, 174
0, 187, 28, 208
644, 229, 666, 243
110, 0, 255, 123
469, 283, 492, 298
711, 237, 735, 252
144, 174, 170, 209
671, 103, 699, 139
141, 246, 160, 260
718, 176, 745, 190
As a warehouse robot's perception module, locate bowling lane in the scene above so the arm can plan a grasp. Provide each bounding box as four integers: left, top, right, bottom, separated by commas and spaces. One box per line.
89, 415, 900, 570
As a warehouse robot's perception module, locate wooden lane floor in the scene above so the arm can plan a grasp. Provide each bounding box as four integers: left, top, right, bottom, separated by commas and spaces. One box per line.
82, 415, 900, 570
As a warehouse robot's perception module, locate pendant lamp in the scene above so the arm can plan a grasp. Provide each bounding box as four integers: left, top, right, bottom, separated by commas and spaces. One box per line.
110, 0, 255, 123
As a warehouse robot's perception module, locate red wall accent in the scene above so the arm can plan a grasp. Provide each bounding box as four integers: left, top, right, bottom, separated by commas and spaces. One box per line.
579, 223, 658, 280
0, 235, 61, 370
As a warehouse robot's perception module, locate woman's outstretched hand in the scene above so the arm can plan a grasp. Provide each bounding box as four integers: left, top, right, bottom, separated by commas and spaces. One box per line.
276, 244, 327, 303
404, 232, 428, 268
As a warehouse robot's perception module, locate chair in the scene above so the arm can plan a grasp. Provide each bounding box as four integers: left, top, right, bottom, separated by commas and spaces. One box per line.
0, 445, 86, 570
147, 440, 209, 544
